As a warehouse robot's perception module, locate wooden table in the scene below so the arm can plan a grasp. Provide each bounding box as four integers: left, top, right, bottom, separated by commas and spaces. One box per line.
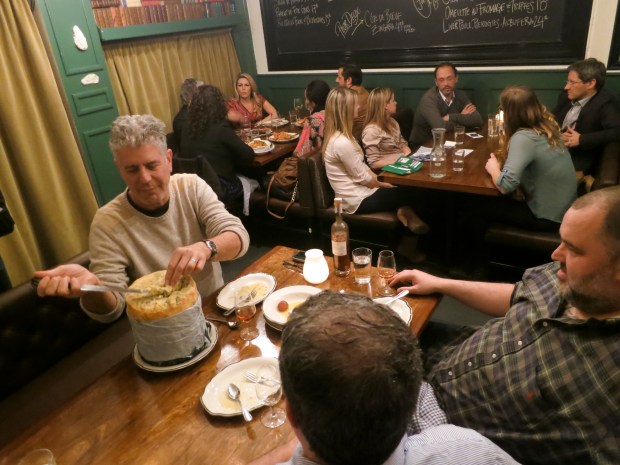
252, 124, 301, 167
379, 130, 501, 196
0, 246, 440, 465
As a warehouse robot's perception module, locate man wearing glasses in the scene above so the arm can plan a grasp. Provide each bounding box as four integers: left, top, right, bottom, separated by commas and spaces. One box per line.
553, 58, 620, 175
410, 62, 482, 146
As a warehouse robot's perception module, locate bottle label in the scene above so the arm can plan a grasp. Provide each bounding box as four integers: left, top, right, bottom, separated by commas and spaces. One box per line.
332, 240, 347, 256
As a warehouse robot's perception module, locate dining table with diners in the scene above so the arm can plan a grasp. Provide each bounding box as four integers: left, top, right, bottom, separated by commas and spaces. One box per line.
240, 117, 304, 167
0, 245, 441, 465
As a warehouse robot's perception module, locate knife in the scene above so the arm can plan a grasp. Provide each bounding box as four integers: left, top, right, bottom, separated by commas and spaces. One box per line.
80, 284, 150, 294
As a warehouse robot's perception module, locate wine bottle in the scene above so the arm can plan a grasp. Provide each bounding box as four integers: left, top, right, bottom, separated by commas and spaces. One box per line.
331, 197, 351, 276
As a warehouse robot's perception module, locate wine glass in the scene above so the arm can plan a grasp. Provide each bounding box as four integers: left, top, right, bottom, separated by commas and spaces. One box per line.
234, 286, 259, 341
255, 364, 286, 428
377, 250, 396, 296
293, 97, 302, 113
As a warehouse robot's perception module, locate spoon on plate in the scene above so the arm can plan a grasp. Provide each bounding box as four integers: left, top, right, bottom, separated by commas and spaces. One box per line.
228, 383, 252, 422
206, 317, 240, 330
381, 289, 409, 306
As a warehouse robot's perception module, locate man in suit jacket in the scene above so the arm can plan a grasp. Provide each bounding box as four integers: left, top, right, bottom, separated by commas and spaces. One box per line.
553, 58, 620, 175
410, 62, 482, 146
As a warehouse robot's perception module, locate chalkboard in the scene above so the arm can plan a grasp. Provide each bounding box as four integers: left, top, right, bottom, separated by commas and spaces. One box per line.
261, 0, 593, 71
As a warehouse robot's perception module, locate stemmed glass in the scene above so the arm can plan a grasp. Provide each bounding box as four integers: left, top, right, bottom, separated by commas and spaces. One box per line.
377, 250, 396, 296
293, 97, 302, 113
234, 287, 259, 341
255, 364, 286, 428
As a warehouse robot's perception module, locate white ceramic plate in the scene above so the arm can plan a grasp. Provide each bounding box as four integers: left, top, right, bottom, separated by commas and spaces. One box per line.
132, 323, 218, 373
248, 139, 274, 154
216, 273, 277, 310
257, 118, 289, 128
373, 297, 413, 325
262, 285, 322, 328
201, 356, 279, 416
268, 132, 300, 143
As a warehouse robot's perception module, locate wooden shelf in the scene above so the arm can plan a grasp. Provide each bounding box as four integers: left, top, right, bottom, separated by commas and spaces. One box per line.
98, 14, 243, 42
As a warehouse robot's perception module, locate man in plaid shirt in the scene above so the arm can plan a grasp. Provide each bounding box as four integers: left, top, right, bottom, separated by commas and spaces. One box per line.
391, 186, 620, 464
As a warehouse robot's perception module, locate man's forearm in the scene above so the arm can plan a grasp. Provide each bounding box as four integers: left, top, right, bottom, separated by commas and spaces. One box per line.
437, 279, 514, 317
209, 230, 243, 261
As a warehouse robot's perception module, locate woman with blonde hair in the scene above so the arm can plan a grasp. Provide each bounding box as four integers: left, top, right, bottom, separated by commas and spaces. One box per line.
362, 87, 411, 169
484, 85, 576, 229
323, 87, 428, 234
227, 73, 278, 127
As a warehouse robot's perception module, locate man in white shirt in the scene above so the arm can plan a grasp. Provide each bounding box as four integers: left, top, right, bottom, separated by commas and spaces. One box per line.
248, 292, 518, 465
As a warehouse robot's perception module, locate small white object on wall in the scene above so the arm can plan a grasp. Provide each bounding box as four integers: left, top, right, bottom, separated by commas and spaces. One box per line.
73, 25, 88, 51
81, 73, 100, 85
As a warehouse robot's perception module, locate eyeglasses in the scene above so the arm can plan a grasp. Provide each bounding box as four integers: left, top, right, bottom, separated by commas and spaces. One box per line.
565, 79, 588, 86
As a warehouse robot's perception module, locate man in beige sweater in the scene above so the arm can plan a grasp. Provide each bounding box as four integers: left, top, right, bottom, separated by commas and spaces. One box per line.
34, 114, 249, 322
336, 61, 369, 142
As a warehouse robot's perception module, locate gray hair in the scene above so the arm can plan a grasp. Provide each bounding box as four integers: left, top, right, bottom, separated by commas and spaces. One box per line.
109, 114, 167, 159
179, 78, 203, 105
567, 58, 606, 90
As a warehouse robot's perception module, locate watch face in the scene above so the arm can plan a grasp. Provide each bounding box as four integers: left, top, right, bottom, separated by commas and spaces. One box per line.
206, 240, 217, 258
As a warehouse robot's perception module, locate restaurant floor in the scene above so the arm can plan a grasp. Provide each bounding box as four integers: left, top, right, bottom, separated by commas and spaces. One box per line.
0, 244, 490, 447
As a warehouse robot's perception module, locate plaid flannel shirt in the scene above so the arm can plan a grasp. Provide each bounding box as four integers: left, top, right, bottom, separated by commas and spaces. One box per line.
429, 262, 620, 464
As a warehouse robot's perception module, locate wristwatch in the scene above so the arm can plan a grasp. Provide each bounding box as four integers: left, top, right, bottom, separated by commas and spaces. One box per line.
203, 239, 218, 261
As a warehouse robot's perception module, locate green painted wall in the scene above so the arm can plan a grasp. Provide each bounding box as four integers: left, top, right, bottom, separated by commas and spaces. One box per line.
256, 71, 620, 120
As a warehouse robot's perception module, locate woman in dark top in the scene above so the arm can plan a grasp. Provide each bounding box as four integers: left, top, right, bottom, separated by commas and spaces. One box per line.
180, 85, 255, 204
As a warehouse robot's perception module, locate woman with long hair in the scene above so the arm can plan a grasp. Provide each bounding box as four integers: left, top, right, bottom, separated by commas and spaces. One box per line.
484, 85, 577, 229
323, 87, 428, 234
362, 87, 411, 169
227, 73, 278, 127
181, 84, 255, 204
293, 79, 330, 156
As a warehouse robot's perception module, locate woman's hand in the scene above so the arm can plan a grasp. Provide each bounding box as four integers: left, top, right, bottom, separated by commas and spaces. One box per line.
485, 153, 503, 192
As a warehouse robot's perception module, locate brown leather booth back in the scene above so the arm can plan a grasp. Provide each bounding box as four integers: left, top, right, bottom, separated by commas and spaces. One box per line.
306, 150, 334, 210
0, 252, 111, 400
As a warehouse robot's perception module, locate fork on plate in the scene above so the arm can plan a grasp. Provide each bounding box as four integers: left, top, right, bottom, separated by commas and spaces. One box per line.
245, 370, 279, 386
223, 288, 258, 316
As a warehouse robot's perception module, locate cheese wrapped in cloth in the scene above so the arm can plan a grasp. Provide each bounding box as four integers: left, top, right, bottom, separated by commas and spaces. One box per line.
125, 271, 210, 366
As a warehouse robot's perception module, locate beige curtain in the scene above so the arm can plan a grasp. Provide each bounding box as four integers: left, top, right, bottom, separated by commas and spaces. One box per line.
0, 1, 98, 286
104, 29, 241, 130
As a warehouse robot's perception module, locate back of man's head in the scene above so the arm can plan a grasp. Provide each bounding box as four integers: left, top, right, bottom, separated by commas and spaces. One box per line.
280, 291, 422, 465
109, 114, 167, 159
571, 185, 620, 259
568, 58, 607, 90
340, 62, 363, 86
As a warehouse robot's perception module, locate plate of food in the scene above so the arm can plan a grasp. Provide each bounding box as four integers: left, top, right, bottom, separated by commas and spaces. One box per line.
248, 138, 274, 154
216, 273, 277, 311
293, 117, 306, 128
253, 127, 273, 137
268, 132, 300, 143
373, 296, 413, 325
262, 285, 322, 330
201, 356, 279, 417
257, 118, 289, 128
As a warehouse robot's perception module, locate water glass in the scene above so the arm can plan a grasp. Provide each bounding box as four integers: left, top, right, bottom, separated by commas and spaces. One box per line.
255, 364, 286, 428
293, 97, 303, 112
377, 250, 396, 296
17, 449, 56, 465
352, 247, 372, 284
234, 286, 258, 341
454, 125, 465, 147
487, 115, 498, 138
288, 110, 298, 124
452, 148, 465, 172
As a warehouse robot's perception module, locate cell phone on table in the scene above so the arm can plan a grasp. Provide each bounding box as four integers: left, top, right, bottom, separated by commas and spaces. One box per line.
292, 251, 306, 263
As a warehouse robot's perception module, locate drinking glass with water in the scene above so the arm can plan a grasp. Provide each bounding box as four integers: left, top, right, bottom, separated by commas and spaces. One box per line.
352, 247, 372, 284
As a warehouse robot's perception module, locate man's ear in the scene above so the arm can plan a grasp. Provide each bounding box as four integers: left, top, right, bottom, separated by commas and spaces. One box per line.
285, 399, 299, 428
166, 148, 173, 172
345, 77, 353, 88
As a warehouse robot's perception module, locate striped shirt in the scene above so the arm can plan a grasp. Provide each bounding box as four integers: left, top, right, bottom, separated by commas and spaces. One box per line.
280, 425, 519, 465
429, 262, 620, 464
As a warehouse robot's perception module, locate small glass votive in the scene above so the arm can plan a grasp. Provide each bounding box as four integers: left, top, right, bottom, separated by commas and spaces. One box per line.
17, 449, 56, 465
487, 115, 498, 138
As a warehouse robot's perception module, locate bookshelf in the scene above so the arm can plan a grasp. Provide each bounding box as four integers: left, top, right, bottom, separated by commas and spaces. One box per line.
91, 0, 242, 42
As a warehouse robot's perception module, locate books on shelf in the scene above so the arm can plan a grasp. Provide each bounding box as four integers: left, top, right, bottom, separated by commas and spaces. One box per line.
90, 0, 235, 28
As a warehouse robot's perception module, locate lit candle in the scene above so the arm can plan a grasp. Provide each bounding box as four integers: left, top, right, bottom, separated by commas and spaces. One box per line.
302, 249, 329, 284
498, 110, 504, 123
